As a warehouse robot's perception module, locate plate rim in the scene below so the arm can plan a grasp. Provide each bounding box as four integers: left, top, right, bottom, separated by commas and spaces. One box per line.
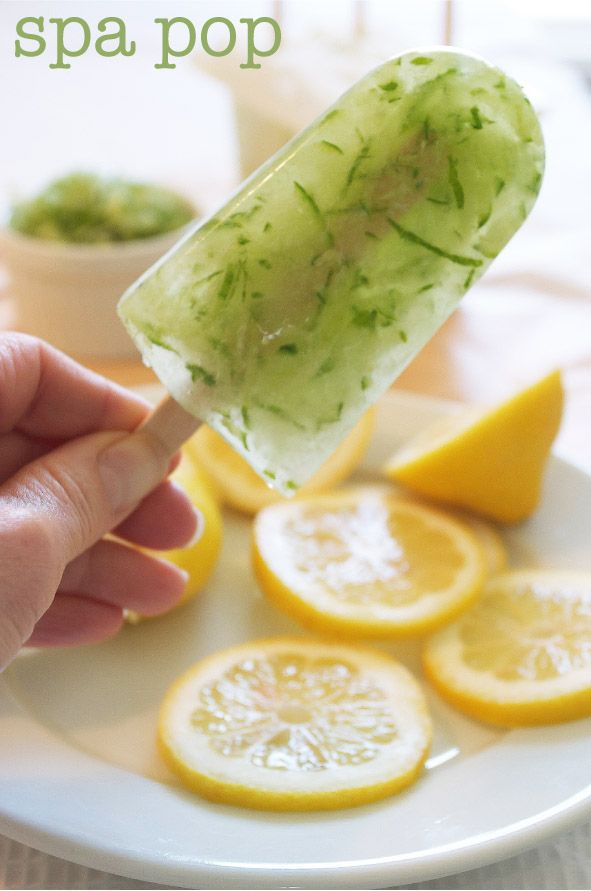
2, 388, 590, 889
2, 761, 591, 889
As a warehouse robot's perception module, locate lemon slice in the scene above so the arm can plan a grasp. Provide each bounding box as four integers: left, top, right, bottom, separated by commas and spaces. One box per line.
392, 494, 507, 576
423, 570, 591, 726
127, 449, 223, 622
453, 513, 507, 576
158, 637, 432, 811
384, 370, 564, 523
253, 489, 486, 637
186, 409, 375, 515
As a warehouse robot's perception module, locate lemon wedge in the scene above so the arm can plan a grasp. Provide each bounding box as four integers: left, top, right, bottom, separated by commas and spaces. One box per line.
384, 370, 564, 523
158, 637, 432, 810
252, 489, 486, 637
127, 449, 223, 622
186, 409, 375, 515
423, 570, 591, 726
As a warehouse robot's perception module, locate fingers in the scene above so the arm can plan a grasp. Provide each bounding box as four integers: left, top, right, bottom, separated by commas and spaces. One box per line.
0, 508, 62, 670
1, 428, 171, 570
0, 332, 149, 439
0, 431, 53, 483
27, 594, 123, 648
114, 480, 201, 550
0, 426, 195, 666
30, 540, 189, 648
59, 539, 188, 615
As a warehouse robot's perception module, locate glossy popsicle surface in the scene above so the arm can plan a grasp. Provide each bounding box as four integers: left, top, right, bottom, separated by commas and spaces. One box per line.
119, 49, 544, 494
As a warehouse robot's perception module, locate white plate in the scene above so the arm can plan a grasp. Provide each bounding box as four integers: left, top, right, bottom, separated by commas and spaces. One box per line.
1, 390, 591, 890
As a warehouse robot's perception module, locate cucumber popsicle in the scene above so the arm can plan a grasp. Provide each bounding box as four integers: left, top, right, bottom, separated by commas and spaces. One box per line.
119, 48, 544, 494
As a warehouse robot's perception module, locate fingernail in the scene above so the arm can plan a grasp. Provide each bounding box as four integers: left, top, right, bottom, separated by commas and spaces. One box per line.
177, 568, 190, 588
99, 432, 166, 513
187, 508, 205, 547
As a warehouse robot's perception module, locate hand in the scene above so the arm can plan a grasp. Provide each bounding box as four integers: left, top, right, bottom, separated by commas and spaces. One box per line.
0, 333, 200, 671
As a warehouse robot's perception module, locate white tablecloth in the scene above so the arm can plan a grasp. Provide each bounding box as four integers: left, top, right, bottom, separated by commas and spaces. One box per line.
2, 822, 591, 889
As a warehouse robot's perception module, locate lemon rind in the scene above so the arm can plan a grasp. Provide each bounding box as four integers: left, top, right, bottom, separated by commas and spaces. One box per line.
252, 494, 487, 639
423, 570, 591, 727
158, 636, 432, 811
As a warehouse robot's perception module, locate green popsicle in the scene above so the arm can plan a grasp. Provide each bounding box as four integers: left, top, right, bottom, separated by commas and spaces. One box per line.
119, 49, 544, 494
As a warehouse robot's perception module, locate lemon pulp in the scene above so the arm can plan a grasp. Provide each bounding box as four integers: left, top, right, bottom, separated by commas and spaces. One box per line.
159, 638, 431, 810
253, 489, 486, 637
423, 571, 591, 726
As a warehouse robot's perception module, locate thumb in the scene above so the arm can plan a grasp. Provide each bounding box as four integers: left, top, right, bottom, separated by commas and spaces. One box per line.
0, 429, 169, 666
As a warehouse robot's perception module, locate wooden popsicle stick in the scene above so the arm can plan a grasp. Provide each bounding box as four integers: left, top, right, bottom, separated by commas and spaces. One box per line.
139, 394, 201, 457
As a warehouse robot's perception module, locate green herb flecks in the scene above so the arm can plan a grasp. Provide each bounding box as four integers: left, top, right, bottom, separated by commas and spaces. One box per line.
528, 172, 542, 195
478, 207, 492, 229
315, 357, 335, 377
258, 258, 272, 270
186, 363, 216, 387
418, 283, 434, 293
320, 140, 344, 154
263, 469, 276, 480
345, 139, 371, 189
351, 304, 395, 329
380, 80, 398, 92
144, 326, 177, 353
241, 406, 251, 429
147, 335, 178, 354
294, 181, 323, 221
421, 117, 437, 144
286, 480, 298, 491
219, 203, 263, 230
315, 268, 335, 306
399, 330, 408, 343
263, 222, 272, 232
361, 376, 371, 391
351, 306, 378, 330
194, 269, 223, 287
411, 56, 433, 65
495, 177, 506, 196
464, 269, 476, 290
388, 218, 483, 268
255, 402, 305, 431
317, 401, 344, 430
427, 196, 451, 206
321, 109, 340, 126
209, 337, 232, 358
447, 156, 464, 209
473, 240, 499, 259
351, 269, 370, 290
470, 106, 484, 129
279, 343, 298, 355
295, 181, 334, 248
217, 265, 236, 301
221, 416, 248, 451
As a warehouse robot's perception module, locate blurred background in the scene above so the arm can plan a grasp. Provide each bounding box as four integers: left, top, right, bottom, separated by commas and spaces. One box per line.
0, 0, 589, 466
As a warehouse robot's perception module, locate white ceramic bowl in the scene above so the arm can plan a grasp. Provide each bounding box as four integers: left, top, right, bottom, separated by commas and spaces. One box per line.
0, 223, 194, 360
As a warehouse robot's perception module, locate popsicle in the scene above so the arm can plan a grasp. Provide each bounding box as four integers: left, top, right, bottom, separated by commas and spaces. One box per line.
119, 49, 544, 495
